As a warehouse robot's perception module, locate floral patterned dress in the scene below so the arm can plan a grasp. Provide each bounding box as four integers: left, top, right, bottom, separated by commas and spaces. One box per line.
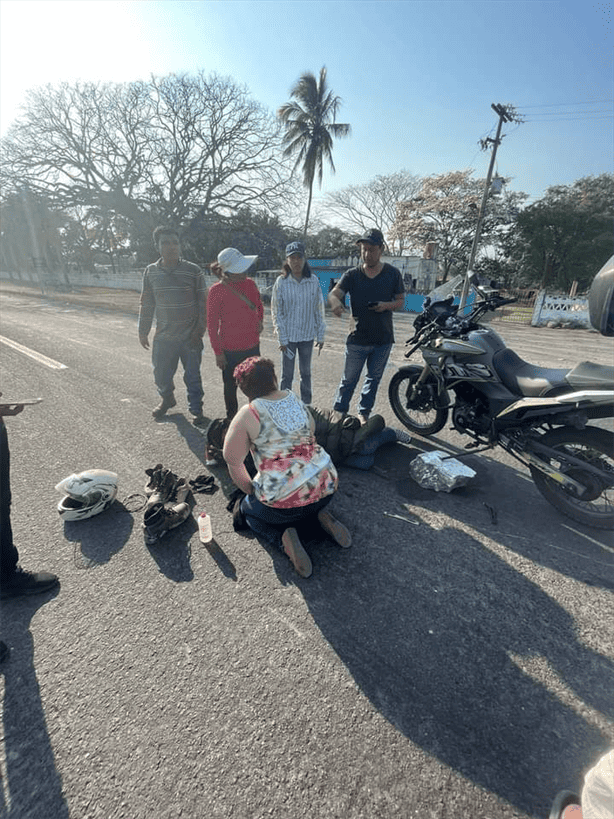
249, 391, 338, 509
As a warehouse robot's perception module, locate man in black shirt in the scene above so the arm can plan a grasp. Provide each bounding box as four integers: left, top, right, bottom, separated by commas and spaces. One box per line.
329, 229, 405, 424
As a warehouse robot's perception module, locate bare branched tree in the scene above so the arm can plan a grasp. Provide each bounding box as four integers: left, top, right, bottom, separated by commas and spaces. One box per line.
0, 72, 296, 260
323, 170, 422, 253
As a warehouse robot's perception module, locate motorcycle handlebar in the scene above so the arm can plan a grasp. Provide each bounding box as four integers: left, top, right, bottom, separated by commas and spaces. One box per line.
405, 295, 518, 347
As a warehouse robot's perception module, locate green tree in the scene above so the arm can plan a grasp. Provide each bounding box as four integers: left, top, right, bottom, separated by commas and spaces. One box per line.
183, 207, 291, 270
64, 206, 132, 273
503, 174, 614, 291
278, 67, 350, 238
304, 226, 359, 259
0, 190, 68, 277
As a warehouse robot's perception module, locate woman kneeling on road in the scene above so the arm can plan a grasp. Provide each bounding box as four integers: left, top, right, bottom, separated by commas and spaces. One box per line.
223, 357, 351, 578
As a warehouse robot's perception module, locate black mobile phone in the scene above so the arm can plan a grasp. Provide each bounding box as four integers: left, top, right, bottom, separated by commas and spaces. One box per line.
367, 301, 379, 308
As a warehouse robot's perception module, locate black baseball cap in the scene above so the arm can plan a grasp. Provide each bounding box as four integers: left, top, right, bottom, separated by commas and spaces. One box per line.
357, 228, 384, 246
286, 241, 305, 257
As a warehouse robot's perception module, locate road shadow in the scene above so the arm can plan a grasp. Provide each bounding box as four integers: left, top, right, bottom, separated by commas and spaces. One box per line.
62, 500, 134, 569
164, 413, 210, 470
1, 587, 69, 819
144, 503, 198, 583
230, 511, 355, 588
296, 517, 613, 816
139, 486, 236, 583
165, 413, 258, 500
201, 538, 238, 581
371, 437, 614, 592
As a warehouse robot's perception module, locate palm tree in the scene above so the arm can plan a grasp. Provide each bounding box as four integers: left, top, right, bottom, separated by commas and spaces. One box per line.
278, 67, 351, 238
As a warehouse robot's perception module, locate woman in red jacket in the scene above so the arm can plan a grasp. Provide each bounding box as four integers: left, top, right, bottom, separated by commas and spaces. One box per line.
207, 248, 264, 419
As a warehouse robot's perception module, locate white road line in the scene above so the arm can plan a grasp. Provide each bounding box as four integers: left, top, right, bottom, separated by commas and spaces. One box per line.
561, 524, 614, 554
0, 335, 68, 370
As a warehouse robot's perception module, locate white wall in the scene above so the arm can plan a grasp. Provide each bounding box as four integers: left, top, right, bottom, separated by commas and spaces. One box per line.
0, 268, 272, 296
531, 290, 590, 328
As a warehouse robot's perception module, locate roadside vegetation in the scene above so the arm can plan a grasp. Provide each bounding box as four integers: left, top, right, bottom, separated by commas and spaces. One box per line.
0, 70, 611, 292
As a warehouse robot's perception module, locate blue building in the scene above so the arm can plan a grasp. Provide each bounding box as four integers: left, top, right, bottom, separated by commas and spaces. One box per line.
307, 255, 440, 313
256, 256, 474, 314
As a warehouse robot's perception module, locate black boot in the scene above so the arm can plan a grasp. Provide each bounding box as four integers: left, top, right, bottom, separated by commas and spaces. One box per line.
142, 502, 190, 545
1, 567, 60, 599
144, 468, 179, 511
144, 464, 164, 494
152, 394, 176, 419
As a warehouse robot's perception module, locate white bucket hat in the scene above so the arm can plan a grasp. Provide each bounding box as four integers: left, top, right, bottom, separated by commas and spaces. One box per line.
217, 247, 258, 275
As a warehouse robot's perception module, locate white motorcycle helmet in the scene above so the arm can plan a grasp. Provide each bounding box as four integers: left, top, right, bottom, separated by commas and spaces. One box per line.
55, 469, 118, 521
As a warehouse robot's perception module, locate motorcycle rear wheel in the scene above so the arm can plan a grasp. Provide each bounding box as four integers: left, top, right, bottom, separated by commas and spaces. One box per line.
530, 427, 614, 529
388, 366, 448, 435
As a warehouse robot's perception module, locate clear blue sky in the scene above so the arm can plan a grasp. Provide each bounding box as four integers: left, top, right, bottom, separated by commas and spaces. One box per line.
1, 0, 611, 210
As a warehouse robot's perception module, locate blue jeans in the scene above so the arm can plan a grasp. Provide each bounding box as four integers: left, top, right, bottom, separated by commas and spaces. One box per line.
152, 336, 204, 413
280, 341, 314, 404
344, 427, 397, 470
333, 342, 393, 417
241, 493, 333, 551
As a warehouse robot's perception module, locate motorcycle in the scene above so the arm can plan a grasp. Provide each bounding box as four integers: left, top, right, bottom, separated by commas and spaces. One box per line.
388, 274, 614, 529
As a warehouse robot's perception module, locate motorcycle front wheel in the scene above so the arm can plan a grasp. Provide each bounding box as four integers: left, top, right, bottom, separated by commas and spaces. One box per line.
530, 426, 614, 529
388, 366, 448, 435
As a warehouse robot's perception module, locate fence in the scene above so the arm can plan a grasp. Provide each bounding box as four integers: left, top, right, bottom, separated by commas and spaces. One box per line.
531, 291, 591, 328
488, 288, 592, 329
493, 288, 537, 324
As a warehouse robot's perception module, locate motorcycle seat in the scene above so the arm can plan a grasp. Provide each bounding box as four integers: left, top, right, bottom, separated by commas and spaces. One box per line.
563, 360, 614, 389
492, 349, 571, 397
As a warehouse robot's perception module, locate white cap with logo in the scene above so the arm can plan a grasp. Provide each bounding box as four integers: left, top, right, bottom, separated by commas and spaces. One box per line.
217, 248, 258, 275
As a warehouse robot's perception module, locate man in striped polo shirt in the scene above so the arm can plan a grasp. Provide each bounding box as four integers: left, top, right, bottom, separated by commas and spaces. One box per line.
138, 227, 207, 425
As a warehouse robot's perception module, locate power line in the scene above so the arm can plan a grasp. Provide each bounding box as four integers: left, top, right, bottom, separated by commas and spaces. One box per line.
520, 109, 612, 116
525, 115, 613, 122
517, 100, 613, 108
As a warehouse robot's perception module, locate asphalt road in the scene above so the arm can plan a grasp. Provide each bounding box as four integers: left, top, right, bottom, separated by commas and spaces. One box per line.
0, 284, 612, 819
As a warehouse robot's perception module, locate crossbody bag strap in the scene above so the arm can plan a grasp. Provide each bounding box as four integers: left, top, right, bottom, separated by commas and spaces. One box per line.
222, 280, 257, 312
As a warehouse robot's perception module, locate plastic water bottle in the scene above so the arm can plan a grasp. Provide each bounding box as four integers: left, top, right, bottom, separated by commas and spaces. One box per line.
198, 511, 213, 543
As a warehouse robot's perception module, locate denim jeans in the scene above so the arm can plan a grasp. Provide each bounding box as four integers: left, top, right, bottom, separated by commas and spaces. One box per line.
333, 342, 393, 416
221, 346, 260, 418
280, 341, 314, 404
343, 427, 397, 470
241, 493, 333, 551
152, 336, 204, 413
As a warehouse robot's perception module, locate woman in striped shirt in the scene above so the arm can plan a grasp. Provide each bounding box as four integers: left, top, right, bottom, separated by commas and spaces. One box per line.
271, 241, 326, 405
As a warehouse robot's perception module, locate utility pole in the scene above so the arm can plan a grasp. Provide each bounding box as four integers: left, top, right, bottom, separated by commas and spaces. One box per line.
458, 103, 522, 311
